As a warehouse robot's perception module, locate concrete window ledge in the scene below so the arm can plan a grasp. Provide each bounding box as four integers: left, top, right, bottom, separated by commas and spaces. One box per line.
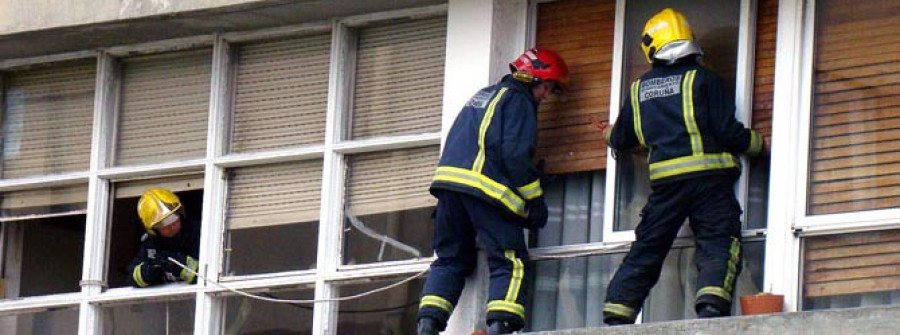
524, 305, 900, 335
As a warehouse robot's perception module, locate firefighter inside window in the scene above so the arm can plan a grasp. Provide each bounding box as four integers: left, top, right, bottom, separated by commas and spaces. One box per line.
127, 188, 200, 288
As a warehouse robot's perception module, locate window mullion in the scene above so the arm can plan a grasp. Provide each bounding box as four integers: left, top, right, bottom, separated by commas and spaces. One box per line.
193, 35, 233, 335
602, 0, 630, 244
78, 50, 116, 335
312, 20, 354, 335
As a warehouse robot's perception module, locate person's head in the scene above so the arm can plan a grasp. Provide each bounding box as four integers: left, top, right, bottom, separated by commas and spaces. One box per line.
641, 8, 703, 64
509, 47, 569, 103
137, 188, 184, 238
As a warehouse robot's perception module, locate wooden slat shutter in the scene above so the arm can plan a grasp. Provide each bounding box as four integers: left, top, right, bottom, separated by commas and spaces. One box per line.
534, 0, 616, 174
231, 34, 331, 153
226, 160, 322, 230
350, 17, 446, 140
752, 0, 778, 140
2, 60, 95, 179
808, 0, 900, 215
346, 146, 439, 216
804, 229, 900, 297
115, 49, 212, 166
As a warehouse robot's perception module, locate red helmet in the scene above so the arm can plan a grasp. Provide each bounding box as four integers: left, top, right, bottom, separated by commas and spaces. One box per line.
509, 47, 570, 91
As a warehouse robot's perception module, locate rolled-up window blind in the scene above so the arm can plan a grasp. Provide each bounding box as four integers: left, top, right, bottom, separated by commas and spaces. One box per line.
350, 16, 446, 140
226, 160, 322, 230
346, 146, 439, 216
115, 49, 211, 166
808, 0, 900, 215
2, 60, 95, 179
114, 175, 204, 199
533, 0, 615, 174
231, 34, 331, 153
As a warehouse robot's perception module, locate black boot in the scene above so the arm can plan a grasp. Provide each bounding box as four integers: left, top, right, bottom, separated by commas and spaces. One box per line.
487, 320, 516, 335
417, 317, 440, 335
696, 303, 724, 318
603, 315, 632, 326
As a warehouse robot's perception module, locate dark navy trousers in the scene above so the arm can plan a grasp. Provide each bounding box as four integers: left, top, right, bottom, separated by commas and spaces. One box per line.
418, 191, 530, 331
603, 175, 743, 323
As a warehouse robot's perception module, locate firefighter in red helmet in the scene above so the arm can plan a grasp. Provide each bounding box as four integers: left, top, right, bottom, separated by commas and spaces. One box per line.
417, 47, 569, 335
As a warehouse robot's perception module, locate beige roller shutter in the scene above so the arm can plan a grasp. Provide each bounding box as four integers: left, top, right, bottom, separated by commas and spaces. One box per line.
752, 0, 778, 142
115, 49, 212, 166
2, 60, 95, 179
534, 0, 616, 174
346, 146, 439, 216
226, 160, 322, 230
350, 16, 446, 140
114, 174, 204, 199
808, 0, 900, 215
231, 34, 331, 153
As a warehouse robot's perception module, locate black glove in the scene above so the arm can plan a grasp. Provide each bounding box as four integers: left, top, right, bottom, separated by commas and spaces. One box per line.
526, 197, 549, 229
155, 251, 197, 283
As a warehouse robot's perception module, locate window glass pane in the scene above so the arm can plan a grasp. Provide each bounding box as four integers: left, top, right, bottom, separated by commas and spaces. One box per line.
643, 241, 765, 321
0, 307, 79, 334
532, 171, 605, 248
802, 229, 900, 310
336, 276, 424, 334
527, 253, 624, 331
108, 185, 203, 288
231, 34, 330, 153
807, 0, 900, 215
115, 49, 211, 166
614, 0, 741, 231
224, 161, 320, 275
2, 215, 85, 298
1, 60, 95, 179
224, 288, 314, 334
101, 298, 195, 334
343, 147, 437, 265
349, 17, 446, 140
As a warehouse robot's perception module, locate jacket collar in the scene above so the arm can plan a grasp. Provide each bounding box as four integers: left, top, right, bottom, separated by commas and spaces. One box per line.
499, 74, 539, 107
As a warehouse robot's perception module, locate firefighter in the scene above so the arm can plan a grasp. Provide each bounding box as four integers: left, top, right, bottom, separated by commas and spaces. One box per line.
599, 8, 766, 324
127, 188, 200, 288
416, 48, 569, 335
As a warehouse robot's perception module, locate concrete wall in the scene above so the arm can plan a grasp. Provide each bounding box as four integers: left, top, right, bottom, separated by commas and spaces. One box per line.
0, 0, 272, 35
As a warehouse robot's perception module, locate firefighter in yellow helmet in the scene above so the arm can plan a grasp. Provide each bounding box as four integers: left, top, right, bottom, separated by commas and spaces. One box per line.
127, 188, 200, 288
599, 8, 766, 324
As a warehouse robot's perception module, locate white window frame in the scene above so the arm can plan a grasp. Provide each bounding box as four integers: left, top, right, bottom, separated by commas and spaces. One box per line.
0, 4, 448, 335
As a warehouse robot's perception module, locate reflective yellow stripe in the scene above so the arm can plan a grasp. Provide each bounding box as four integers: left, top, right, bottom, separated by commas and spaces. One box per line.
503, 250, 524, 302
648, 153, 738, 180
723, 237, 741, 295
179, 256, 198, 283
420, 295, 454, 313
682, 70, 703, 155
487, 300, 526, 320
602, 303, 637, 320
133, 263, 150, 288
697, 286, 732, 302
747, 131, 763, 156
433, 166, 526, 217
473, 88, 509, 174
631, 80, 646, 147
516, 179, 543, 201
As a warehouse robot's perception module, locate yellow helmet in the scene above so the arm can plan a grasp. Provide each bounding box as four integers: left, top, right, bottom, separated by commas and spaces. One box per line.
641, 8, 701, 63
137, 188, 183, 235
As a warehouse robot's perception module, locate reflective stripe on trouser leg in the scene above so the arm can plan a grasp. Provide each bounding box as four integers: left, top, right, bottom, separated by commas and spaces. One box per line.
697, 237, 741, 303
420, 295, 454, 314
486, 250, 526, 321
602, 303, 637, 322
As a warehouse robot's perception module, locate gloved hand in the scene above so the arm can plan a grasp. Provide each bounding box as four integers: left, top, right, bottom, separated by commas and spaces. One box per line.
158, 251, 198, 283
526, 197, 549, 229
